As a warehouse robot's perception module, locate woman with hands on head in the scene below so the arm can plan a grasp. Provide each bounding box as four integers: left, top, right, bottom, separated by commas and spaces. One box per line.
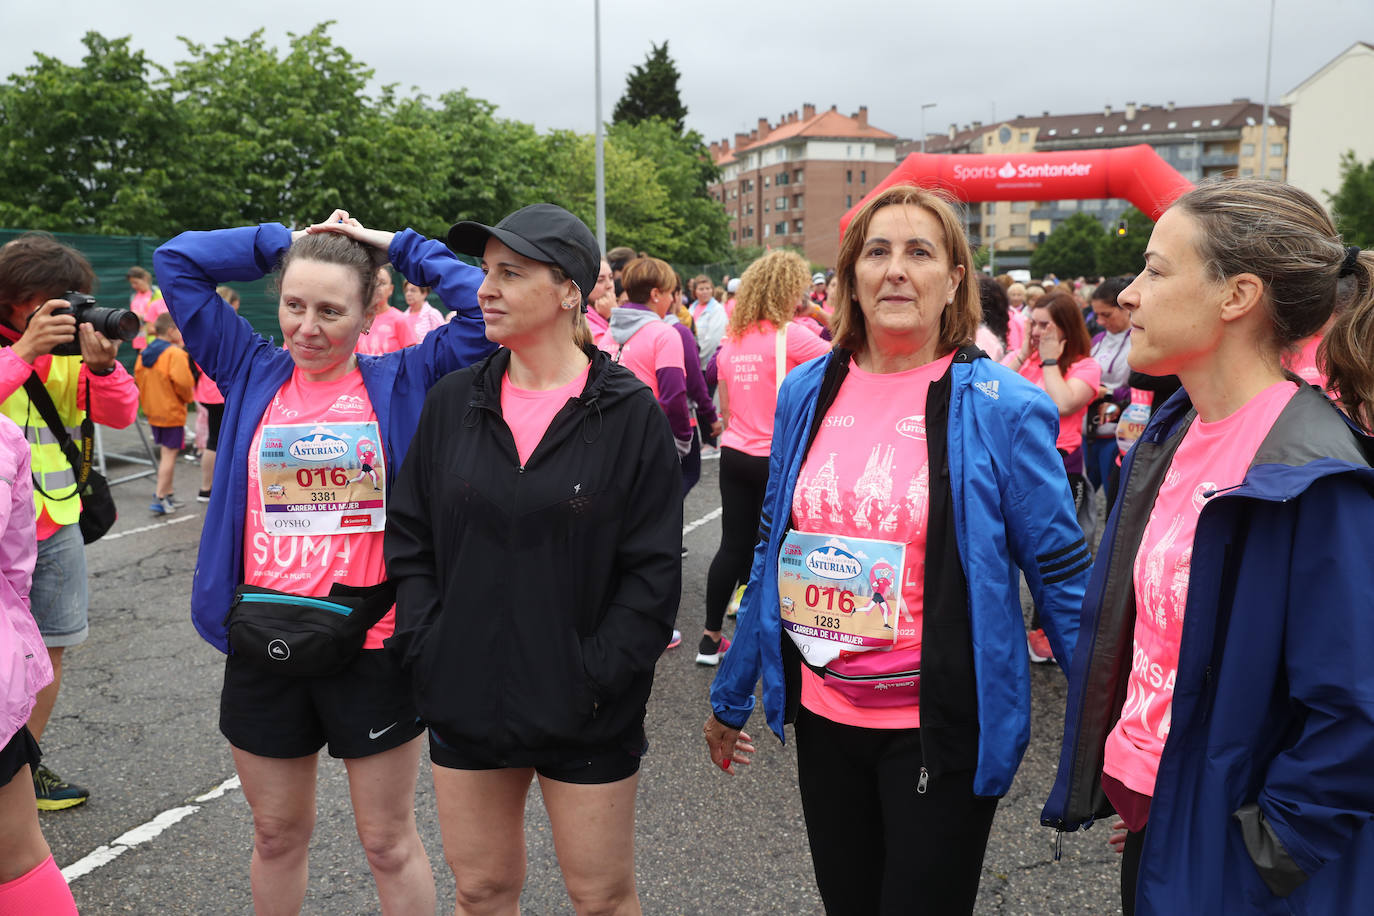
154, 209, 494, 915
703, 185, 1089, 915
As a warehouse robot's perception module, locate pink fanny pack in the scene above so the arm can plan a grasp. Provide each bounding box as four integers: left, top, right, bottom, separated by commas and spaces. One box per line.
809, 644, 921, 708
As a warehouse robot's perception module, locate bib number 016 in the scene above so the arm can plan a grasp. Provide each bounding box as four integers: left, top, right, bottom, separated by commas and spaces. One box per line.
804, 584, 855, 614
296, 467, 349, 488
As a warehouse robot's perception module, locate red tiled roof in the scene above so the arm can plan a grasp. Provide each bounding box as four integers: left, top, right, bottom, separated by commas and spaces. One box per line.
712, 105, 897, 165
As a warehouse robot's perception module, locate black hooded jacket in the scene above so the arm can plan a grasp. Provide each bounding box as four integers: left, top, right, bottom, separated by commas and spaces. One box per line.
385, 345, 683, 761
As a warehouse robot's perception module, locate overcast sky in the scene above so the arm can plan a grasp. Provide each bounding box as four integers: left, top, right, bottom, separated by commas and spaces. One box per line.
4, 0, 1372, 146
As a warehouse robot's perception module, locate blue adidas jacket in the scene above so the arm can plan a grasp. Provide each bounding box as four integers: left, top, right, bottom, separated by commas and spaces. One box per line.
1042, 384, 1374, 914
153, 224, 496, 652
710, 347, 1089, 797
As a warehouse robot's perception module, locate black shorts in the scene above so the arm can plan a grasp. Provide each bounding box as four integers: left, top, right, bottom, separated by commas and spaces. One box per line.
203, 402, 225, 451
0, 726, 42, 788
428, 728, 644, 785
220, 648, 422, 759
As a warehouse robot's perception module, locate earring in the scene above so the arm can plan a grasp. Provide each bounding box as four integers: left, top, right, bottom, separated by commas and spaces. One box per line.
362, 328, 371, 335
561, 302, 576, 310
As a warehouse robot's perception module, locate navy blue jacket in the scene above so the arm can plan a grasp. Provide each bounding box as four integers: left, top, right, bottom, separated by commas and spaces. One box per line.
1043, 385, 1374, 914
154, 224, 495, 652
710, 347, 1088, 796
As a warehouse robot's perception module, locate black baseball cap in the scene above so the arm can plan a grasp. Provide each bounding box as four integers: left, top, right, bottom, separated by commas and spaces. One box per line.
448, 204, 600, 308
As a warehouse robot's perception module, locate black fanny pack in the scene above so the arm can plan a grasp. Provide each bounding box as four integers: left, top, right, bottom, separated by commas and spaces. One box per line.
226, 581, 397, 677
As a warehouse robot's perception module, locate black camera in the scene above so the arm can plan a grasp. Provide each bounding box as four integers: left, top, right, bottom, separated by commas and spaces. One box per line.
51, 292, 141, 357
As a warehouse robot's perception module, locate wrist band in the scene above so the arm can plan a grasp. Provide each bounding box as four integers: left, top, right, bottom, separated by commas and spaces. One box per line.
88, 364, 116, 377
1042, 358, 1059, 367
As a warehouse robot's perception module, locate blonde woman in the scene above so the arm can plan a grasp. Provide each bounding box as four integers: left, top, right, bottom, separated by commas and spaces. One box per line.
699, 252, 831, 665
387, 204, 682, 914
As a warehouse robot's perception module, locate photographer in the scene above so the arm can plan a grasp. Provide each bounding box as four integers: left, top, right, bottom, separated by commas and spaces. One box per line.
0, 234, 139, 810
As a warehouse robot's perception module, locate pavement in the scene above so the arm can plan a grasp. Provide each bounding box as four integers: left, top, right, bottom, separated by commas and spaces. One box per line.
39, 425, 1122, 914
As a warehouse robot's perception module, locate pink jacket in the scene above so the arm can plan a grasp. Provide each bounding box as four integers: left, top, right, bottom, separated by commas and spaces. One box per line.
0, 414, 47, 747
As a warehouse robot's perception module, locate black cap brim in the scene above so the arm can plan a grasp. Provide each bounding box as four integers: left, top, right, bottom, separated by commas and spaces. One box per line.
447, 221, 556, 268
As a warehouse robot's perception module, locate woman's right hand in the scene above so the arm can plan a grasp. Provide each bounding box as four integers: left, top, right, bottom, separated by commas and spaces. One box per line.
703, 715, 754, 774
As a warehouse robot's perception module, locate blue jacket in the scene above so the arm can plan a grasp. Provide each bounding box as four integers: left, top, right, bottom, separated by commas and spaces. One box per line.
1043, 385, 1374, 914
710, 347, 1089, 797
153, 224, 496, 652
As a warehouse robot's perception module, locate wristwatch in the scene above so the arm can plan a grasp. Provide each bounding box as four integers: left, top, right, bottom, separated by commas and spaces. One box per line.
1042, 358, 1059, 367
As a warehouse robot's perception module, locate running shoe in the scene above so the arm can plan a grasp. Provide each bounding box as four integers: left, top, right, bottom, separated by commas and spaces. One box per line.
695, 635, 731, 666
681, 545, 689, 559
726, 585, 746, 618
1027, 628, 1054, 664
33, 764, 89, 811
149, 497, 169, 515
197, 489, 212, 502
665, 629, 682, 651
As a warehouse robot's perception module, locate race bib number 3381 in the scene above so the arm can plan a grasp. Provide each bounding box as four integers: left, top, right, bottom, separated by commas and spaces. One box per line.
257, 422, 386, 536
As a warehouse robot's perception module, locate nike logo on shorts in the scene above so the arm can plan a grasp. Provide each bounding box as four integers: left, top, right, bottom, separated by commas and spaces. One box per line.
369, 722, 398, 740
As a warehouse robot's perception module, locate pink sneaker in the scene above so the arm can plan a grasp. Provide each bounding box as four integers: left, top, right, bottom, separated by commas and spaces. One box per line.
1027, 628, 1054, 664
695, 635, 731, 666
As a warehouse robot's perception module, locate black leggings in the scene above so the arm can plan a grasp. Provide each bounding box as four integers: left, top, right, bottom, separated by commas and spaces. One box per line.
794, 707, 999, 915
1121, 828, 1146, 916
704, 447, 769, 631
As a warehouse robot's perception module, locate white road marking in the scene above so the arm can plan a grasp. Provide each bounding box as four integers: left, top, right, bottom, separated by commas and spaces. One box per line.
683, 507, 723, 536
63, 777, 242, 883
98, 513, 198, 543
66, 504, 728, 882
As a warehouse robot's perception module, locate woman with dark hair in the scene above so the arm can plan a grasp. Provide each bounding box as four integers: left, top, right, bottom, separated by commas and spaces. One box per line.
1044, 179, 1374, 915
386, 204, 682, 913
1003, 290, 1100, 662
704, 184, 1089, 914
975, 275, 1010, 361
155, 210, 494, 912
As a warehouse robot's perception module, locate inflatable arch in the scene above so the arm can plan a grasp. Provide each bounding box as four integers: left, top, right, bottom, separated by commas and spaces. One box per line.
839, 144, 1195, 235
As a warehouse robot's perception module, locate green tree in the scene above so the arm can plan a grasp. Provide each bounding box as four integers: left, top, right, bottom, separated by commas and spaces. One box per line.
163, 24, 381, 230
0, 32, 178, 234
612, 41, 687, 134
1093, 207, 1154, 277
1328, 150, 1374, 248
1030, 212, 1104, 278
608, 118, 728, 262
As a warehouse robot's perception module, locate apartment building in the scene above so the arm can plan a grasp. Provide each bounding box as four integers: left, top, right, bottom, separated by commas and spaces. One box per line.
1282, 42, 1374, 204
708, 104, 899, 267
896, 100, 1289, 266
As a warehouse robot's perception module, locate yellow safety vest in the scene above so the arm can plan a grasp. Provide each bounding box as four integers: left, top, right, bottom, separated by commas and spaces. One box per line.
0, 355, 85, 525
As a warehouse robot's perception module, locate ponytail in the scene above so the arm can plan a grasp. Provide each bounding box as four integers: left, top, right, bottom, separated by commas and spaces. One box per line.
1321, 250, 1374, 432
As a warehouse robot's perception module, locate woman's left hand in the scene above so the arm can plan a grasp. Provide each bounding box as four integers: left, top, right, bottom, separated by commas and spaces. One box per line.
306, 210, 396, 252
1038, 324, 1066, 363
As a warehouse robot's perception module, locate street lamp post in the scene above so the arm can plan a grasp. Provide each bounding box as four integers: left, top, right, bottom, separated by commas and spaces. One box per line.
1259, 0, 1276, 179
920, 102, 937, 154
593, 0, 606, 251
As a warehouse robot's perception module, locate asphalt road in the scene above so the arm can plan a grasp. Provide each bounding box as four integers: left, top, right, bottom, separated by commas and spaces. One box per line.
39, 424, 1122, 914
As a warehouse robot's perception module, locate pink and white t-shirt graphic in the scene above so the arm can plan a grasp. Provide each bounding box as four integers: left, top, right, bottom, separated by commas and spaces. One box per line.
1103, 380, 1298, 796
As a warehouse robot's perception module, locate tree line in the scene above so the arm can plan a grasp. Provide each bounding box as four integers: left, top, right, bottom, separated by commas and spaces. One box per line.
0, 27, 731, 264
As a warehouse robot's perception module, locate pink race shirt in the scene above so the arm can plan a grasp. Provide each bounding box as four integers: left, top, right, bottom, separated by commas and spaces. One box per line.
719, 322, 831, 457
596, 321, 682, 398
244, 368, 394, 648
1103, 380, 1297, 795
405, 302, 447, 343
791, 352, 955, 729
356, 307, 417, 355
1284, 334, 1326, 390
501, 364, 590, 465
130, 289, 168, 351
1019, 354, 1102, 455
